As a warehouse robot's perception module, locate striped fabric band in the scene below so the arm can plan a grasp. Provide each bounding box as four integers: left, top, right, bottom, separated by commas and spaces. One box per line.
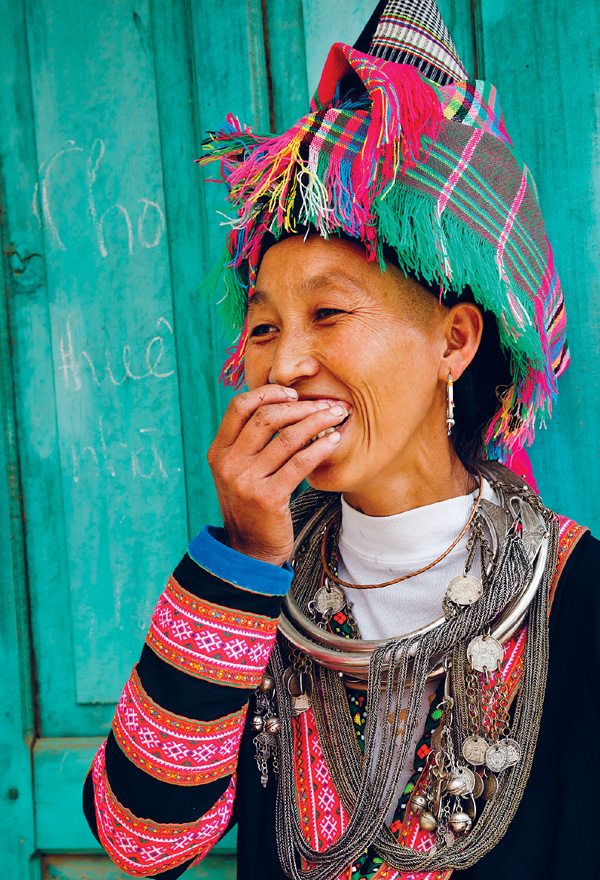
146, 576, 279, 687
112, 666, 246, 785
91, 741, 235, 876
369, 0, 468, 84
441, 80, 510, 146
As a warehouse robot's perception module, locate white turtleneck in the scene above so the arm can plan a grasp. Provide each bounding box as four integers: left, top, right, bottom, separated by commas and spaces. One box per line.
337, 478, 498, 821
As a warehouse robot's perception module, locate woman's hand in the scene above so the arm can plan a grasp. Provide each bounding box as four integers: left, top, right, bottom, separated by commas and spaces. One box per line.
207, 385, 349, 566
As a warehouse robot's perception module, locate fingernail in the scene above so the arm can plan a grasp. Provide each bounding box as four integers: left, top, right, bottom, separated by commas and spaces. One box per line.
283, 387, 298, 398
330, 405, 346, 416
313, 402, 331, 411
326, 431, 341, 444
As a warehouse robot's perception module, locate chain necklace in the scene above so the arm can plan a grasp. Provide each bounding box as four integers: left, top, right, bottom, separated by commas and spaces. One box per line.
320, 468, 483, 591
255, 462, 558, 879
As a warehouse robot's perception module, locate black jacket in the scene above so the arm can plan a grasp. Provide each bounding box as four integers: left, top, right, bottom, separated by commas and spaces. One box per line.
84, 531, 599, 879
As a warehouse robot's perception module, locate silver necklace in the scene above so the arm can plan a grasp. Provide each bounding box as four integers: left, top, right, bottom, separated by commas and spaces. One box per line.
256, 463, 558, 878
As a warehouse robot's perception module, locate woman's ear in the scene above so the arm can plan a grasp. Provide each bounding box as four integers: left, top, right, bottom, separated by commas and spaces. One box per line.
439, 302, 484, 381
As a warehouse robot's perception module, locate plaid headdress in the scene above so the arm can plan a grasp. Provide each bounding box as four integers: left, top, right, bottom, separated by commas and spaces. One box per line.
197, 0, 569, 460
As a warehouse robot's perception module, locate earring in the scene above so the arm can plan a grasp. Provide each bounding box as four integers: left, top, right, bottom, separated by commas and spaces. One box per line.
446, 372, 455, 435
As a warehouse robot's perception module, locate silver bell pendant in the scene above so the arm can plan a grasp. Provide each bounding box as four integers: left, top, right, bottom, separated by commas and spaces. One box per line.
259, 674, 275, 693
411, 794, 428, 813
250, 714, 264, 732
264, 716, 281, 734
419, 811, 438, 831
449, 811, 472, 834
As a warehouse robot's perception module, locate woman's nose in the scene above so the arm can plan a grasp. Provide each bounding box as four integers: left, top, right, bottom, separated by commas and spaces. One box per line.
267, 332, 320, 386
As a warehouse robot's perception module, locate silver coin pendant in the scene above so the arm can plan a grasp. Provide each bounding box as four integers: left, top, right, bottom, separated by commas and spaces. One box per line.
291, 693, 311, 716
445, 574, 483, 606
313, 583, 346, 615
486, 742, 508, 773
472, 772, 484, 799
499, 737, 521, 767
462, 735, 489, 766
467, 635, 503, 673
482, 772, 498, 800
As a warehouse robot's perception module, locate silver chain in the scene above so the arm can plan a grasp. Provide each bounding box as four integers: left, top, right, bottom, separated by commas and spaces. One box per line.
267, 465, 558, 878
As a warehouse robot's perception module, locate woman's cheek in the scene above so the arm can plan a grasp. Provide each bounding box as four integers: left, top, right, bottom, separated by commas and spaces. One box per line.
244, 347, 270, 389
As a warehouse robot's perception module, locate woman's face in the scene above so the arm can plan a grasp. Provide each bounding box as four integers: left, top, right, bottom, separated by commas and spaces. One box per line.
245, 234, 454, 504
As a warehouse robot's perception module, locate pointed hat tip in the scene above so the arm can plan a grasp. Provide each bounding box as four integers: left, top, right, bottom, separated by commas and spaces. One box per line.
355, 0, 470, 84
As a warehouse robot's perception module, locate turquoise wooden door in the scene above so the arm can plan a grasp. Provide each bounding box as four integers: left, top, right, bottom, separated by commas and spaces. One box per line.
1, 2, 598, 879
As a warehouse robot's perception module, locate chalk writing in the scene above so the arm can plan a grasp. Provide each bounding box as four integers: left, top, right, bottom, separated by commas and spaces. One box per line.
35, 138, 166, 257
71, 417, 178, 483
59, 314, 175, 391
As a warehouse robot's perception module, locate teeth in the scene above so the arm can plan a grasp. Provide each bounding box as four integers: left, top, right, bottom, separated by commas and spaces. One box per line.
309, 427, 337, 443
307, 407, 352, 445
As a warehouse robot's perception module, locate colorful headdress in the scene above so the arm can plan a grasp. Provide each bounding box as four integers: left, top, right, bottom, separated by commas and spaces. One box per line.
197, 0, 569, 460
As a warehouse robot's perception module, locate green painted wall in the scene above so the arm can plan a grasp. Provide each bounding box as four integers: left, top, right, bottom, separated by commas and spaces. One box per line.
0, 1, 598, 877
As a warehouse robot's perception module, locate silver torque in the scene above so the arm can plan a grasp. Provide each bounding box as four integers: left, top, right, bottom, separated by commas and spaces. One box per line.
278, 487, 549, 683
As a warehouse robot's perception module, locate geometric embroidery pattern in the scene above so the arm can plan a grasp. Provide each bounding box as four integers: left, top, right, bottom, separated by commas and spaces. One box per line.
291, 707, 351, 878
551, 516, 588, 612
112, 666, 246, 785
91, 741, 236, 877
146, 576, 279, 688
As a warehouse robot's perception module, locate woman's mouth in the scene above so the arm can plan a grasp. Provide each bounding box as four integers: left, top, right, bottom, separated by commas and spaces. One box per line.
309, 408, 352, 444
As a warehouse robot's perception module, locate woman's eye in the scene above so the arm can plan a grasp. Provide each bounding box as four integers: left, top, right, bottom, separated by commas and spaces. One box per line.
249, 323, 278, 337
316, 308, 344, 320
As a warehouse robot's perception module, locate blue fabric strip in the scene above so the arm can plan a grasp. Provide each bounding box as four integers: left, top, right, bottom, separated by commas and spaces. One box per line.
188, 526, 293, 597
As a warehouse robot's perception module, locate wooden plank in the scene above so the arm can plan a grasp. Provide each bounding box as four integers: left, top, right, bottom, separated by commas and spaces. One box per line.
302, 0, 374, 93
479, 0, 600, 534
437, 0, 475, 77
189, 0, 271, 403
189, 0, 271, 268
34, 738, 105, 852
33, 737, 237, 855
148, 0, 228, 536
265, 0, 310, 131
43, 854, 236, 880
0, 0, 103, 737
23, 0, 189, 712
302, 0, 475, 95
0, 189, 37, 880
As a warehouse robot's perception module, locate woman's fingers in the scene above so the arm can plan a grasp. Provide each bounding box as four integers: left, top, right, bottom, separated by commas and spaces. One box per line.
267, 431, 342, 500
208, 383, 350, 566
213, 384, 298, 449
250, 405, 349, 476
234, 398, 337, 456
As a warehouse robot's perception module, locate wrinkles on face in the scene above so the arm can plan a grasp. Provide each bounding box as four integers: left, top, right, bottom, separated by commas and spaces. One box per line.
245, 234, 454, 510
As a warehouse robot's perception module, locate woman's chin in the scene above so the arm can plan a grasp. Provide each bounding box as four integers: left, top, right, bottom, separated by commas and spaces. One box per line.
305, 456, 352, 494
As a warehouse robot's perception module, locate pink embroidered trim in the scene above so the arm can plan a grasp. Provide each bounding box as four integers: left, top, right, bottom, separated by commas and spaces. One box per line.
91, 741, 235, 876
293, 708, 349, 851
112, 666, 246, 785
146, 576, 278, 687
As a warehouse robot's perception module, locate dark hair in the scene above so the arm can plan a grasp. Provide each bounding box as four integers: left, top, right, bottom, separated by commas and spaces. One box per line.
384, 256, 511, 460
445, 290, 511, 461
379, 244, 513, 461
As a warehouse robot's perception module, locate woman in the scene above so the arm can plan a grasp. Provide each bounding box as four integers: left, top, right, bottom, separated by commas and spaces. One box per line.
84, 2, 599, 878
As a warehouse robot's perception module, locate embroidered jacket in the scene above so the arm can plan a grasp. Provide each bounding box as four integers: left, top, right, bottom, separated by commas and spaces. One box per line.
84, 525, 293, 877
84, 517, 597, 880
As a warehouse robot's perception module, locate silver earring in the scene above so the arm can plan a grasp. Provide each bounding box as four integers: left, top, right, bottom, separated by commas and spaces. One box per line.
446, 372, 455, 435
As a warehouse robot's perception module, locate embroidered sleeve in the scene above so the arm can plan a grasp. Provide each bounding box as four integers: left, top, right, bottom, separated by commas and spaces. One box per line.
84, 526, 292, 878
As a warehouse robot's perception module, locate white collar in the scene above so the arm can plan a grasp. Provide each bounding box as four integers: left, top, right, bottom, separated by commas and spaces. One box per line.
339, 481, 495, 571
